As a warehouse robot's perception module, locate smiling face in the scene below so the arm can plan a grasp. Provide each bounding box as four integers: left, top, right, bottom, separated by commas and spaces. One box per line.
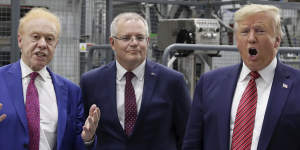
18, 18, 58, 71
109, 18, 149, 71
235, 12, 281, 71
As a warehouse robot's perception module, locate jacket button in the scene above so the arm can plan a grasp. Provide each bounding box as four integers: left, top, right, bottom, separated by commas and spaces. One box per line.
23, 144, 28, 149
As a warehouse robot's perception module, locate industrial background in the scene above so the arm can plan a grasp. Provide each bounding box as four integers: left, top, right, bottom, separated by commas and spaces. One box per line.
1, 0, 300, 94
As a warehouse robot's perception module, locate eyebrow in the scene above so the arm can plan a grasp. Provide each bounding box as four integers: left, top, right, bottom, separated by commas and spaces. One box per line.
239, 23, 267, 28
31, 32, 56, 36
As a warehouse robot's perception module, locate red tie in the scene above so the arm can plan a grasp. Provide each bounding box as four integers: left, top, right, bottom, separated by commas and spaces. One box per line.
232, 71, 260, 150
124, 72, 137, 136
26, 72, 40, 150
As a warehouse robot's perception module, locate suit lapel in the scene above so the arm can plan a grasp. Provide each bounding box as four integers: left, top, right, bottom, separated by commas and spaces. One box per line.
6, 61, 28, 133
106, 62, 127, 137
49, 69, 67, 149
216, 64, 241, 148
257, 62, 292, 150
131, 60, 158, 135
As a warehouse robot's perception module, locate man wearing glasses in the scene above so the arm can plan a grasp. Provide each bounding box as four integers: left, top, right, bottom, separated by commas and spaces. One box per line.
80, 12, 191, 149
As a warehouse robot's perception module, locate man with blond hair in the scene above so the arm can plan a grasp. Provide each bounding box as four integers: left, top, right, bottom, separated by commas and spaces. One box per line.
0, 8, 100, 150
183, 4, 300, 150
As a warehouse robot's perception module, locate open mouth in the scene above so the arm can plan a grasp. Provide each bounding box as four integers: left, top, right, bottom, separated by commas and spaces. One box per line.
35, 52, 46, 57
249, 48, 257, 56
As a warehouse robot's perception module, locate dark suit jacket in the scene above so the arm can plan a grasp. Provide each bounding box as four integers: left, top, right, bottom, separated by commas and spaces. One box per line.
0, 61, 95, 150
80, 60, 191, 150
182, 61, 300, 150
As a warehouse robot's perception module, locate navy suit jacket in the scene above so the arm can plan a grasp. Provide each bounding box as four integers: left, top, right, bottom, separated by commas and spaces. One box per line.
0, 61, 95, 150
183, 61, 300, 150
80, 60, 191, 150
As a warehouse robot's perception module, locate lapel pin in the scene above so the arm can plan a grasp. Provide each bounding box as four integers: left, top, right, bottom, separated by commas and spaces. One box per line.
151, 72, 156, 76
282, 83, 288, 88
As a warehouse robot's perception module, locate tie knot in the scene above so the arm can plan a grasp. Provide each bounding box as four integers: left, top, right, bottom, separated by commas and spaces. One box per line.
30, 72, 39, 81
125, 72, 135, 81
249, 71, 260, 80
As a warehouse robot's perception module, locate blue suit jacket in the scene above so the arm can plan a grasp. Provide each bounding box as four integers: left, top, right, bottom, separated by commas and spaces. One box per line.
183, 61, 300, 150
80, 60, 191, 150
0, 61, 94, 150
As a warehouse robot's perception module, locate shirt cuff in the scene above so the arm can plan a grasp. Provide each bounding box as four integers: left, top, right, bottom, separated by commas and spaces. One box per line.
84, 136, 95, 145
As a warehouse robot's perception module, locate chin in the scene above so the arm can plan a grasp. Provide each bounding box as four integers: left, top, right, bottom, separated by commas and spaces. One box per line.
33, 63, 46, 71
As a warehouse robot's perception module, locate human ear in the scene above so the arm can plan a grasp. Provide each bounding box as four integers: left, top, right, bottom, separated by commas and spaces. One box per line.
109, 37, 114, 46
274, 36, 281, 48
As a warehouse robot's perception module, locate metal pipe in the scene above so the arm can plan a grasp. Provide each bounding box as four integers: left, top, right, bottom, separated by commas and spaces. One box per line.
162, 43, 300, 66
10, 0, 20, 63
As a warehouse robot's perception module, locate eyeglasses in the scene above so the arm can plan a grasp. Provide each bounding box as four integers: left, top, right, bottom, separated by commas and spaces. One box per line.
112, 35, 148, 43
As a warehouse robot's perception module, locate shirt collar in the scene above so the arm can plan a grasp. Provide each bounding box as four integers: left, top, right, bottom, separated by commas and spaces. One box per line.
240, 57, 277, 84
20, 59, 51, 81
116, 60, 146, 81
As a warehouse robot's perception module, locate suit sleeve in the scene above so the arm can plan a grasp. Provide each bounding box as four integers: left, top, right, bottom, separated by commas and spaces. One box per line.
173, 74, 192, 150
182, 76, 205, 150
72, 86, 86, 150
70, 84, 97, 150
79, 75, 98, 150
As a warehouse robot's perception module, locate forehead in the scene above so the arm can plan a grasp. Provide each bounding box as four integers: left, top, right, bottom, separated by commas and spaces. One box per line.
238, 12, 274, 28
23, 18, 57, 36
116, 19, 147, 35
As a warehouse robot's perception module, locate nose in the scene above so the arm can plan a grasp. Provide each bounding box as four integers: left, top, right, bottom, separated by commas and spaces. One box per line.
248, 30, 256, 43
37, 37, 47, 49
129, 37, 138, 45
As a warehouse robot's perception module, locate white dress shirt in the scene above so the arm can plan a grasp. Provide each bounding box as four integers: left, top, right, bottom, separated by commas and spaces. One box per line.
20, 59, 58, 150
230, 58, 277, 150
116, 60, 145, 129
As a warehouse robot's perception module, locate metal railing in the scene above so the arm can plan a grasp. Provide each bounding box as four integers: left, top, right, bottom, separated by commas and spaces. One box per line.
162, 43, 300, 66
85, 43, 300, 71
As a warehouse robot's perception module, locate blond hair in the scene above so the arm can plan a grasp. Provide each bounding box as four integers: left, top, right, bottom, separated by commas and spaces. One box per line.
18, 8, 61, 37
234, 4, 283, 38
110, 12, 149, 37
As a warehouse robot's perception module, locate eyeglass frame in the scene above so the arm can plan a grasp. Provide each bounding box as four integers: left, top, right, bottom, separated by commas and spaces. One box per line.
112, 34, 149, 43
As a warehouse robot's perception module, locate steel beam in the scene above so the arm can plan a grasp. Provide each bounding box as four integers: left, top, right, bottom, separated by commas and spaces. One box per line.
10, 0, 20, 63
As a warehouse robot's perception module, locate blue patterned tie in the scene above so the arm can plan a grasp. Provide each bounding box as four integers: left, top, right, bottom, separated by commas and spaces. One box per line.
26, 72, 40, 150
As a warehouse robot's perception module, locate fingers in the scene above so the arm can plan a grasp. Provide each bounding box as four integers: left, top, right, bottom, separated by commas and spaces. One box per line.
0, 103, 6, 122
81, 116, 95, 141
0, 114, 7, 122
86, 116, 94, 128
88, 104, 96, 116
89, 104, 100, 116
81, 104, 100, 141
82, 117, 91, 134
89, 104, 100, 125
94, 106, 100, 123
